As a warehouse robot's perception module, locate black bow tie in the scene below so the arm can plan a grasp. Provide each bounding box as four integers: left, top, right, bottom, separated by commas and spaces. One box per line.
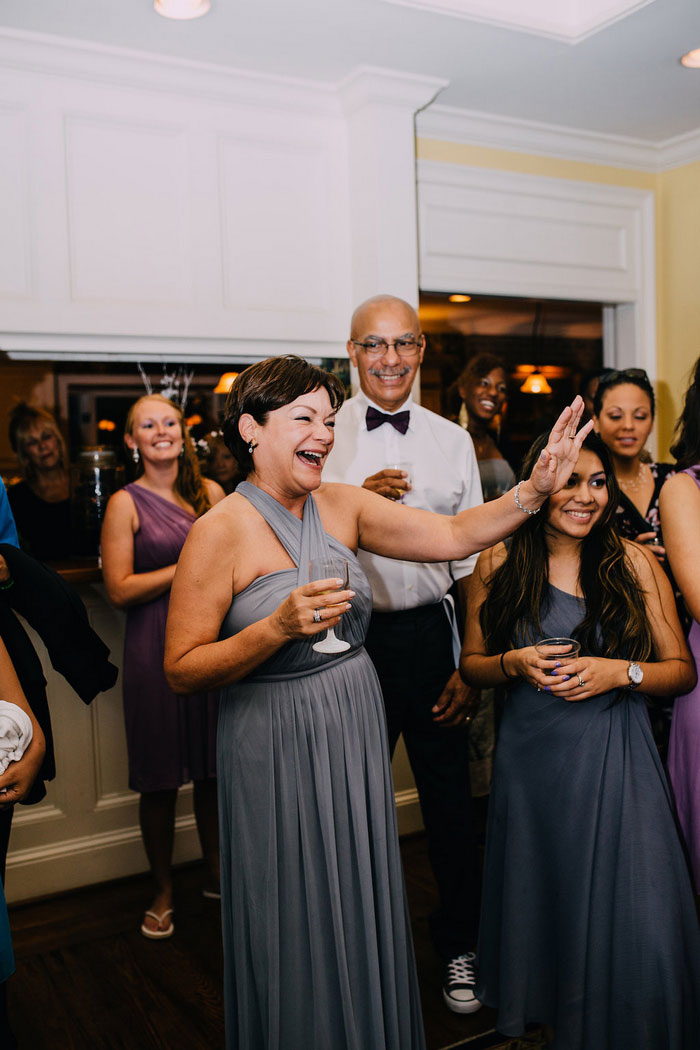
365, 406, 410, 435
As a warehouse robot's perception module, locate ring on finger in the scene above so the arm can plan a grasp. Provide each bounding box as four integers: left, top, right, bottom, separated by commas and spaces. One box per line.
313, 608, 322, 624
577, 673, 584, 687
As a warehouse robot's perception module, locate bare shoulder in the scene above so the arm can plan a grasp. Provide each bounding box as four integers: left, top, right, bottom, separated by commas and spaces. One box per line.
659, 469, 700, 506
189, 490, 249, 544
204, 477, 227, 505
623, 538, 662, 586
316, 480, 364, 507
104, 486, 138, 525
480, 541, 508, 572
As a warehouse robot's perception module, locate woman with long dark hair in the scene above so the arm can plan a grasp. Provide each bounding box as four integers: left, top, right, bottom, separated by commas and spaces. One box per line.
660, 355, 700, 895
461, 432, 700, 1049
592, 368, 672, 558
101, 394, 225, 939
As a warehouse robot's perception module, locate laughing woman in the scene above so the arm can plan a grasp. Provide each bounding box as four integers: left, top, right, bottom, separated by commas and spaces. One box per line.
163, 355, 592, 1050
461, 432, 700, 1050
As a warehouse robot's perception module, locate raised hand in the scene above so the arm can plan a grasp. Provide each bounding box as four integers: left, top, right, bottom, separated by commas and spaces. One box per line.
528, 395, 594, 497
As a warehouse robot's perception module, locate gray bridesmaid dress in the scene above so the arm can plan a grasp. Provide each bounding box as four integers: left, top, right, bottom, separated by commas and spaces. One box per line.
217, 482, 425, 1050
477, 585, 700, 1049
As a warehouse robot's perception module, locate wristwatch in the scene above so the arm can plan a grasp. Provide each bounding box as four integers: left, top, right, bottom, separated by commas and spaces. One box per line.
627, 662, 644, 689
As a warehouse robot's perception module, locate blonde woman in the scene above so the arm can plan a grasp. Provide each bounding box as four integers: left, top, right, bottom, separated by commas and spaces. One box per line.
101, 395, 224, 939
7, 403, 71, 561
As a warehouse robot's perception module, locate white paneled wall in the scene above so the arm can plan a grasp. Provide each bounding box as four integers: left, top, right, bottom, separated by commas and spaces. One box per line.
418, 159, 656, 379
0, 35, 355, 359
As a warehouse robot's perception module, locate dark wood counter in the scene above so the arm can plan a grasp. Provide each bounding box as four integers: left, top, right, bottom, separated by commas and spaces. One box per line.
46, 559, 103, 584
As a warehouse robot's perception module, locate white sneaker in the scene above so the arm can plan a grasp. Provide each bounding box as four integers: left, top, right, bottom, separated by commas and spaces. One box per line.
442, 952, 482, 1014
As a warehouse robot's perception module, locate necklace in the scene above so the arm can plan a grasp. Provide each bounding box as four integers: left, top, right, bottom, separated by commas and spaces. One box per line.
618, 462, 647, 493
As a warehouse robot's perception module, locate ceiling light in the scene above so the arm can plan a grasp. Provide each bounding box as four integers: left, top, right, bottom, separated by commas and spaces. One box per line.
449, 294, 471, 303
520, 369, 552, 395
681, 48, 700, 68
154, 0, 211, 21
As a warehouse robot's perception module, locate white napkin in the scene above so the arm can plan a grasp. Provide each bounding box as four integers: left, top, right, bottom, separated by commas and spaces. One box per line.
0, 701, 33, 776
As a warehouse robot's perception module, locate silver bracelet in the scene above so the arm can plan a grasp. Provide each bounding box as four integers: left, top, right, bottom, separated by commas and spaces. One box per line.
514, 480, 541, 516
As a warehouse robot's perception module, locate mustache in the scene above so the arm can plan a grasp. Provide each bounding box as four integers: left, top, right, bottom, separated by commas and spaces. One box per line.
367, 365, 411, 378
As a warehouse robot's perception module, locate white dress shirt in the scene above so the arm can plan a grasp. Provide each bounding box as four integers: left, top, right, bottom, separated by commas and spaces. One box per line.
323, 392, 483, 612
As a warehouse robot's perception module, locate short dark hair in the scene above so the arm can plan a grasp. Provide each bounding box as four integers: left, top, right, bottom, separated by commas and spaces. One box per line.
458, 352, 508, 393
593, 368, 655, 419
222, 356, 347, 475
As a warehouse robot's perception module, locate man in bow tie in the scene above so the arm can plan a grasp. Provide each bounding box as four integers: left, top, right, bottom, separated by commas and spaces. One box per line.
324, 294, 484, 1015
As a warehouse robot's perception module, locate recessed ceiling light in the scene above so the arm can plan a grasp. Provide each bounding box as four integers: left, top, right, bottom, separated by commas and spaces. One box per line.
681, 48, 700, 68
154, 0, 211, 20
449, 294, 471, 303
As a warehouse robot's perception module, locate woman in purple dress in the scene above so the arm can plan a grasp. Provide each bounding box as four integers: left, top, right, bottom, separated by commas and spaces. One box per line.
101, 395, 224, 938
660, 356, 700, 896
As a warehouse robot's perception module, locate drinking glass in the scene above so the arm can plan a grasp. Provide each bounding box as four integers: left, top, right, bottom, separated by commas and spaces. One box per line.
535, 637, 580, 674
309, 556, 351, 654
385, 462, 412, 502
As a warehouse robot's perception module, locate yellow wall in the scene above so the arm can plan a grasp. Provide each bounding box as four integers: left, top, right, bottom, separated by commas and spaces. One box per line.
416, 138, 699, 456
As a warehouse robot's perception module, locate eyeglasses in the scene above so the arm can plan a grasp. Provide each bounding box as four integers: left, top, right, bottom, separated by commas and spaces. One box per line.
351, 336, 423, 358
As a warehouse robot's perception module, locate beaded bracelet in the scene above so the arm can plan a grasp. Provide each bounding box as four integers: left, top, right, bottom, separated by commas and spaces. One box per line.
514, 480, 540, 516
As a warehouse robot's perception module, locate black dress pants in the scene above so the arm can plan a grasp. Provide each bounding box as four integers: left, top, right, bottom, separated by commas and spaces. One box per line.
364, 601, 481, 962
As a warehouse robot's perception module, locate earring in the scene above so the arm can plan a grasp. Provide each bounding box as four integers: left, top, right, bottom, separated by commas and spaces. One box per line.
132, 448, 140, 464
248, 441, 257, 455
179, 444, 184, 458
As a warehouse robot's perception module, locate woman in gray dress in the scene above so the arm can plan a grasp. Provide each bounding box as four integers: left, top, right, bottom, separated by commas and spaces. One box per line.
164, 355, 592, 1050
461, 433, 700, 1049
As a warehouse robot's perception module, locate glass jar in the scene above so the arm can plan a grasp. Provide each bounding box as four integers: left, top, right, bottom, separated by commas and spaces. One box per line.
70, 447, 122, 557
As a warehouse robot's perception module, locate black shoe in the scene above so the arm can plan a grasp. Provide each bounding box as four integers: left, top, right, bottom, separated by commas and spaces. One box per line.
442, 952, 482, 1014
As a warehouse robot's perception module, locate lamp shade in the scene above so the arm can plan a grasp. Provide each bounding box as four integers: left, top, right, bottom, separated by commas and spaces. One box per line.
214, 372, 239, 394
520, 370, 552, 395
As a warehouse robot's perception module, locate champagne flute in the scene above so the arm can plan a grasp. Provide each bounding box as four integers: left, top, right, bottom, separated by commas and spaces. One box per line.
309, 556, 351, 654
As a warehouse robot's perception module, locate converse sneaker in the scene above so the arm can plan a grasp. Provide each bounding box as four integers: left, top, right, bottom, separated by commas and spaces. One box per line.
442, 952, 482, 1014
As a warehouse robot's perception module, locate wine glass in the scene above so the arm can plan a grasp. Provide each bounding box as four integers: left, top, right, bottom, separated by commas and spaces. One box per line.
309, 556, 351, 654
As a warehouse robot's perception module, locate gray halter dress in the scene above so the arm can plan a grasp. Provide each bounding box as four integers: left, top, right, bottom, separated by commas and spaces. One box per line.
217, 482, 425, 1050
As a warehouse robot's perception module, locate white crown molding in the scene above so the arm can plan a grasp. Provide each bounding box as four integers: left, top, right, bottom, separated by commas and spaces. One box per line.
0, 27, 342, 117
338, 66, 448, 117
380, 0, 656, 44
656, 127, 700, 172
416, 103, 700, 173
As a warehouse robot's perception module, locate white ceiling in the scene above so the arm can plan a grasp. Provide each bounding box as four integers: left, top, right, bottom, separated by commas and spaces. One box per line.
2, 0, 700, 143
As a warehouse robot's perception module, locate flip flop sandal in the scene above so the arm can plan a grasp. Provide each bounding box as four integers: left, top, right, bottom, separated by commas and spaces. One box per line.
140, 908, 174, 939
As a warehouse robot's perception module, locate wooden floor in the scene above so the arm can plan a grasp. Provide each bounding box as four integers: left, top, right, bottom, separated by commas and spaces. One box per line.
6, 833, 526, 1050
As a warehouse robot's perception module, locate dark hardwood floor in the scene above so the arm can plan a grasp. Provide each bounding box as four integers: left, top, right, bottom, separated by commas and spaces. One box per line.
5, 833, 527, 1049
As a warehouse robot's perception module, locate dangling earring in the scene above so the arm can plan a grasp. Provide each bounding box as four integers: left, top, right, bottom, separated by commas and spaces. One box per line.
179, 444, 184, 458
132, 448, 140, 464
248, 441, 257, 455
